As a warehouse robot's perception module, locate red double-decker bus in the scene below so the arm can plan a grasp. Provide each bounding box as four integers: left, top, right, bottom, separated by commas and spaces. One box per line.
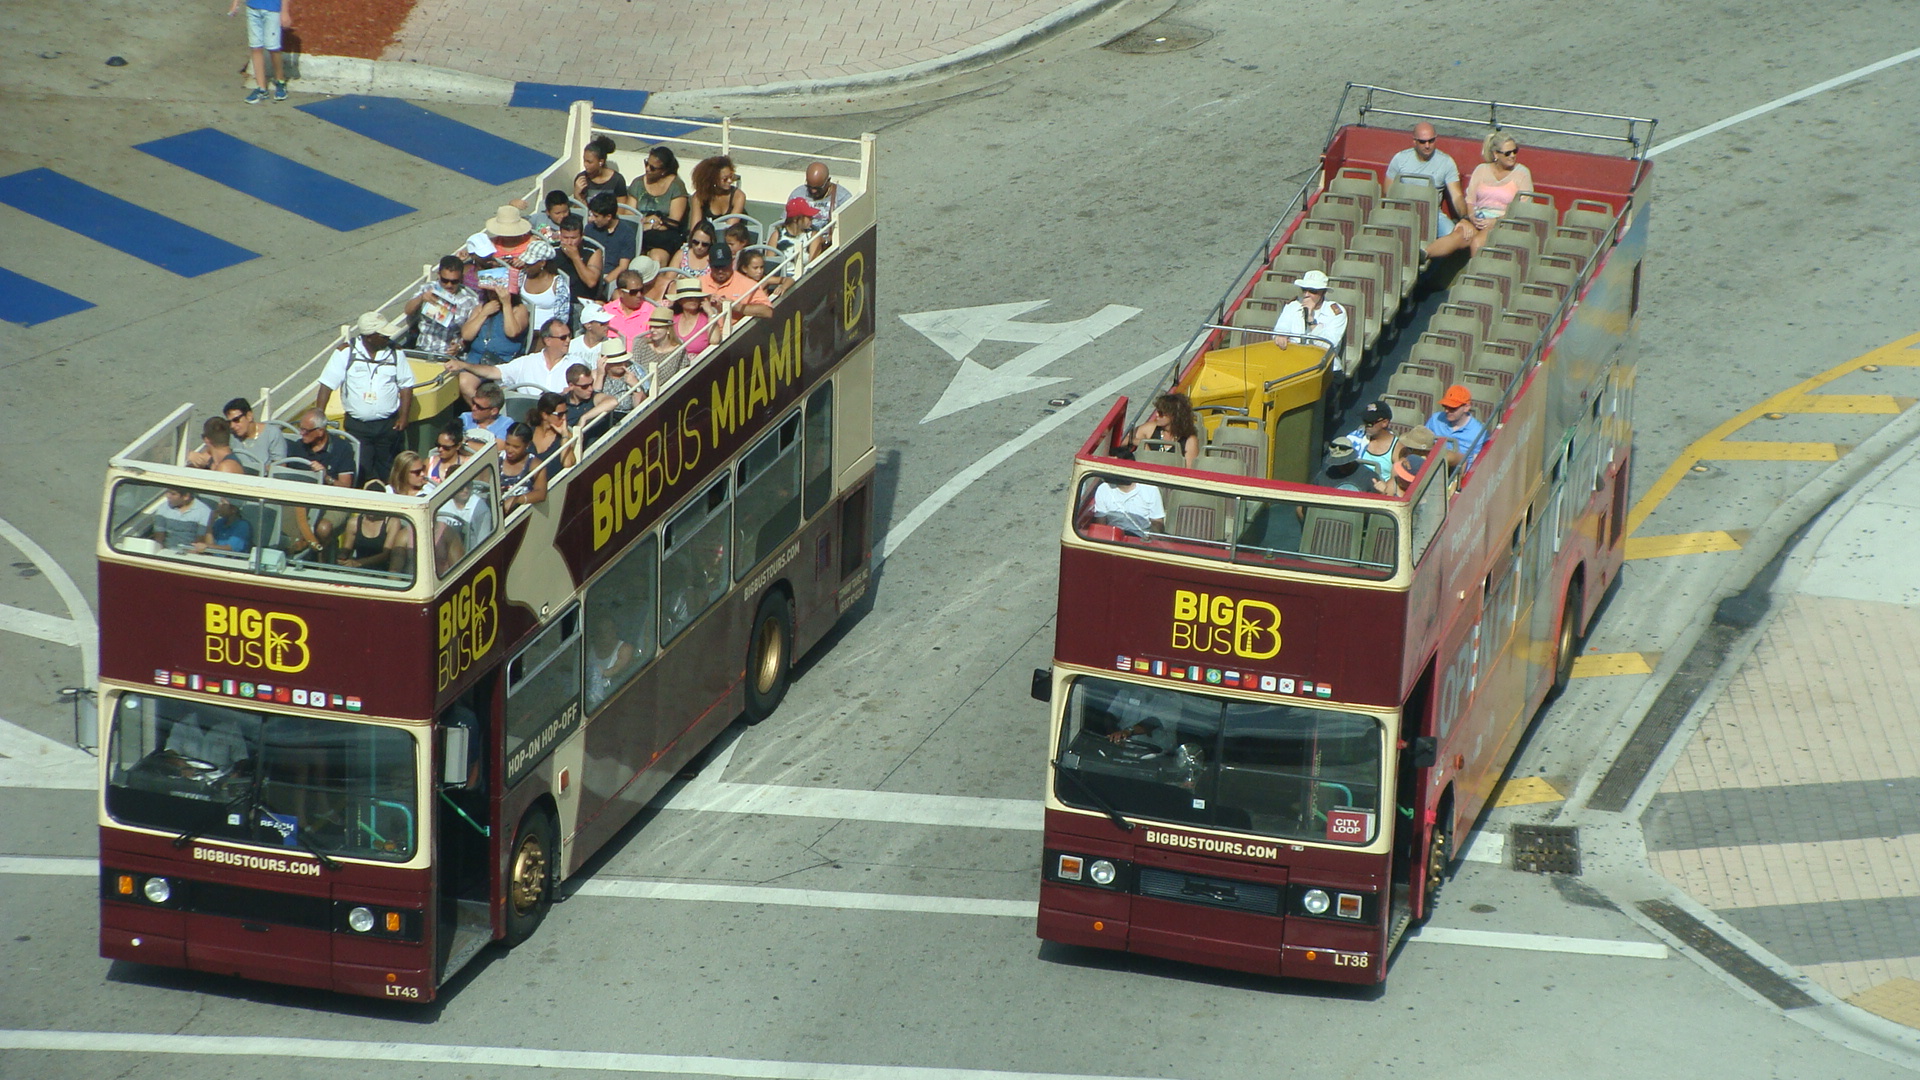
1035, 87, 1652, 983
96, 107, 878, 1001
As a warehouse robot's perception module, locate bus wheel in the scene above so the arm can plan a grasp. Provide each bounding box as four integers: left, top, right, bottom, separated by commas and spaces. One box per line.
1550, 581, 1584, 699
1421, 816, 1452, 920
744, 591, 793, 724
506, 809, 556, 946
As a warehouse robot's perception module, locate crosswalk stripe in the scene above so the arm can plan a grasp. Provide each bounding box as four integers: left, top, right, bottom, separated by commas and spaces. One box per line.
0, 267, 93, 325
135, 129, 414, 232
299, 96, 552, 185
0, 168, 257, 276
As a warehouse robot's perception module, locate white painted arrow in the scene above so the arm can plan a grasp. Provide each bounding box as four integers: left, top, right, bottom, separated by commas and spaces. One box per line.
902, 300, 1141, 423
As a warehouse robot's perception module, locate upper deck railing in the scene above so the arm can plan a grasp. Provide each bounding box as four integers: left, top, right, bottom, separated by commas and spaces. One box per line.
103, 107, 877, 601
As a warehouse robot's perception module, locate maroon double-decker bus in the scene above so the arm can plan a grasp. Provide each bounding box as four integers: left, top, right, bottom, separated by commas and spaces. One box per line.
1035, 87, 1651, 983
97, 109, 878, 1001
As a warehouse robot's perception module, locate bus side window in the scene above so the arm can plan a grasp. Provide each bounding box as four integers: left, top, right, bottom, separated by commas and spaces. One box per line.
661, 478, 732, 643
735, 411, 804, 581
803, 384, 833, 519
505, 607, 582, 784
583, 534, 658, 714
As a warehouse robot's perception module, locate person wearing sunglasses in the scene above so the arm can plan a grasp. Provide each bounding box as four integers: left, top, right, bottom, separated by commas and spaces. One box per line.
1386, 123, 1464, 242
404, 255, 481, 358
1426, 131, 1533, 260
444, 317, 578, 401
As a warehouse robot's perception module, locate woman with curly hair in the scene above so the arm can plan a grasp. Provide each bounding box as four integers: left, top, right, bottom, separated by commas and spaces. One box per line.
688, 155, 746, 234
1126, 392, 1200, 469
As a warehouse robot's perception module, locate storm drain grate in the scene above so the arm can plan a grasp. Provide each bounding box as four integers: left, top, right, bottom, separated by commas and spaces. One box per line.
1509, 824, 1581, 874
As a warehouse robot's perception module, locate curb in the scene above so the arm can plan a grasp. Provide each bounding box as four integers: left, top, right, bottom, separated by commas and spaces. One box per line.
1555, 376, 1920, 1063
291, 0, 1150, 113
648, 0, 1145, 115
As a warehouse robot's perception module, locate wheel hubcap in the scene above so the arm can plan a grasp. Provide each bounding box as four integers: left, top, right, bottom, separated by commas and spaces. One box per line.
510, 833, 546, 915
1426, 830, 1448, 899
753, 614, 784, 695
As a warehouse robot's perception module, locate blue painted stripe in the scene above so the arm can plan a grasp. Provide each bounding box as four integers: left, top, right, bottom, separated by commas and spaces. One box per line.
0, 267, 94, 325
298, 96, 552, 185
0, 168, 258, 277
511, 83, 654, 113
507, 82, 707, 139
134, 129, 414, 232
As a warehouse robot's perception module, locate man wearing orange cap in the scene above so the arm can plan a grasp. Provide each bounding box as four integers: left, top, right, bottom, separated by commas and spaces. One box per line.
1426, 385, 1488, 468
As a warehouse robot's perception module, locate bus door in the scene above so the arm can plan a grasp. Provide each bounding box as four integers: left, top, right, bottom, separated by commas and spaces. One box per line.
435, 676, 495, 985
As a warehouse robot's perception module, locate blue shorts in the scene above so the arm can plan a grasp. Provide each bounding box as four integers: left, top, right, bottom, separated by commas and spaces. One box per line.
1435, 215, 1454, 238
247, 7, 282, 50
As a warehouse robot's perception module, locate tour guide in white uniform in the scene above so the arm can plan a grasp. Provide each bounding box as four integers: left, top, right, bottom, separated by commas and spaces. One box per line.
315, 312, 414, 490
1272, 269, 1350, 422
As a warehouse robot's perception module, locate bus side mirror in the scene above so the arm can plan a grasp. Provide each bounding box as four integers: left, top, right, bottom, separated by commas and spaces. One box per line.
1030, 669, 1051, 703
442, 726, 472, 787
1409, 736, 1437, 770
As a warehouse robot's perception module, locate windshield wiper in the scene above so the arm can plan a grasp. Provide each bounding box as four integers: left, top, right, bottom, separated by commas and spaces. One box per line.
248, 790, 340, 871
1050, 758, 1133, 832
171, 787, 254, 850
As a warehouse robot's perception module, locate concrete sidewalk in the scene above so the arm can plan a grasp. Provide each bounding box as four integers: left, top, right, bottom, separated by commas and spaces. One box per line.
1646, 428, 1920, 1028
302, 0, 1149, 111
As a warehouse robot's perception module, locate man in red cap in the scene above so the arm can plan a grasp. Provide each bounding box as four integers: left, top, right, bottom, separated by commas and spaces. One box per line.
1426, 385, 1488, 468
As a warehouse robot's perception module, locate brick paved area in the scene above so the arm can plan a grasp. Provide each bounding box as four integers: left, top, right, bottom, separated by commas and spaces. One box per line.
1645, 465, 1920, 1020
388, 0, 1090, 92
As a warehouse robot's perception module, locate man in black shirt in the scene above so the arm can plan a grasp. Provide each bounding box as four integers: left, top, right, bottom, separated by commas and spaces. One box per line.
583, 194, 637, 300
555, 213, 604, 308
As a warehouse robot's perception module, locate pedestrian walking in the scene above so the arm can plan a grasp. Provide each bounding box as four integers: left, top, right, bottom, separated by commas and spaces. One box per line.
228, 0, 293, 103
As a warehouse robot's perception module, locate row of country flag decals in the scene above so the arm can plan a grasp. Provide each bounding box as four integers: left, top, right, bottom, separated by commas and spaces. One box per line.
152, 669, 363, 712
1115, 655, 1334, 699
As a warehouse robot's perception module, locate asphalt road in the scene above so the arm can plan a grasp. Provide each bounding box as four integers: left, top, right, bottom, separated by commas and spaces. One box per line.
5, 0, 1920, 1077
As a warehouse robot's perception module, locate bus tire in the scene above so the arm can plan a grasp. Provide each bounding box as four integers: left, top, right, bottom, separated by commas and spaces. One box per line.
505, 808, 556, 947
744, 590, 793, 724
1550, 580, 1584, 700
1419, 809, 1452, 924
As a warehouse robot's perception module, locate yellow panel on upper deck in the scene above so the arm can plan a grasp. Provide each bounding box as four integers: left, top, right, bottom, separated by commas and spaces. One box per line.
322, 357, 463, 425
1187, 341, 1332, 483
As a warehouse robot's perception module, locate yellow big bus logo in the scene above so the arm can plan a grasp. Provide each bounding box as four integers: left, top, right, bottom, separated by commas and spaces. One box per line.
842, 252, 865, 330
437, 566, 499, 691
1169, 589, 1282, 660
205, 604, 311, 673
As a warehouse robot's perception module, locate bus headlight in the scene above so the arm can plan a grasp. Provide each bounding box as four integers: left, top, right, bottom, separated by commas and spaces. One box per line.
1301, 888, 1331, 915
1089, 860, 1117, 886
142, 876, 172, 904
347, 906, 376, 933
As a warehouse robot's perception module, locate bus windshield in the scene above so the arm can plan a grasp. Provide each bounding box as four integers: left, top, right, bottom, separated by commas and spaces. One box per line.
1054, 675, 1386, 845
1073, 473, 1399, 580
105, 476, 497, 589
105, 693, 419, 862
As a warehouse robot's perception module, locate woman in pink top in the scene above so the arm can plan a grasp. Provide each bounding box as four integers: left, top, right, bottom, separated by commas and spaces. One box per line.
667, 277, 715, 354
1426, 132, 1533, 259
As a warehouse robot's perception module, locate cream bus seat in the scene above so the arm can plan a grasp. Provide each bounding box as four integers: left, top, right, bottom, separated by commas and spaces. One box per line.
1300, 507, 1364, 563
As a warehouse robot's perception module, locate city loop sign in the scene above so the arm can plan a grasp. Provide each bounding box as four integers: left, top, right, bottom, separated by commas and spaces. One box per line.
1169, 589, 1282, 660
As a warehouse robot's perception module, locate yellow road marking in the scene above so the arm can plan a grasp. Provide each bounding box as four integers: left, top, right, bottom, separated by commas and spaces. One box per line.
1778, 393, 1909, 414
1624, 531, 1744, 559
1571, 652, 1654, 677
1625, 330, 1920, 537
1698, 441, 1841, 462
1492, 776, 1565, 808
1849, 978, 1920, 1030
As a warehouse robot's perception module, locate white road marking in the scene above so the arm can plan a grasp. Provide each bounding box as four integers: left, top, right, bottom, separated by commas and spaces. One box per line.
0, 719, 96, 790
1412, 926, 1668, 960
0, 1030, 1182, 1079
9, 855, 1660, 962
657, 770, 1042, 830
0, 514, 98, 685
880, 341, 1190, 560
1460, 829, 1505, 865
0, 856, 93, 876
0, 602, 80, 646
904, 300, 1141, 422
1649, 44, 1920, 157
576, 878, 1035, 917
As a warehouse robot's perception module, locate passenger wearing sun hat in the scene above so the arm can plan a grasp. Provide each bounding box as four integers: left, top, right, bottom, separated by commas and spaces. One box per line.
1425, 384, 1488, 468
467, 205, 535, 263
597, 333, 650, 414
